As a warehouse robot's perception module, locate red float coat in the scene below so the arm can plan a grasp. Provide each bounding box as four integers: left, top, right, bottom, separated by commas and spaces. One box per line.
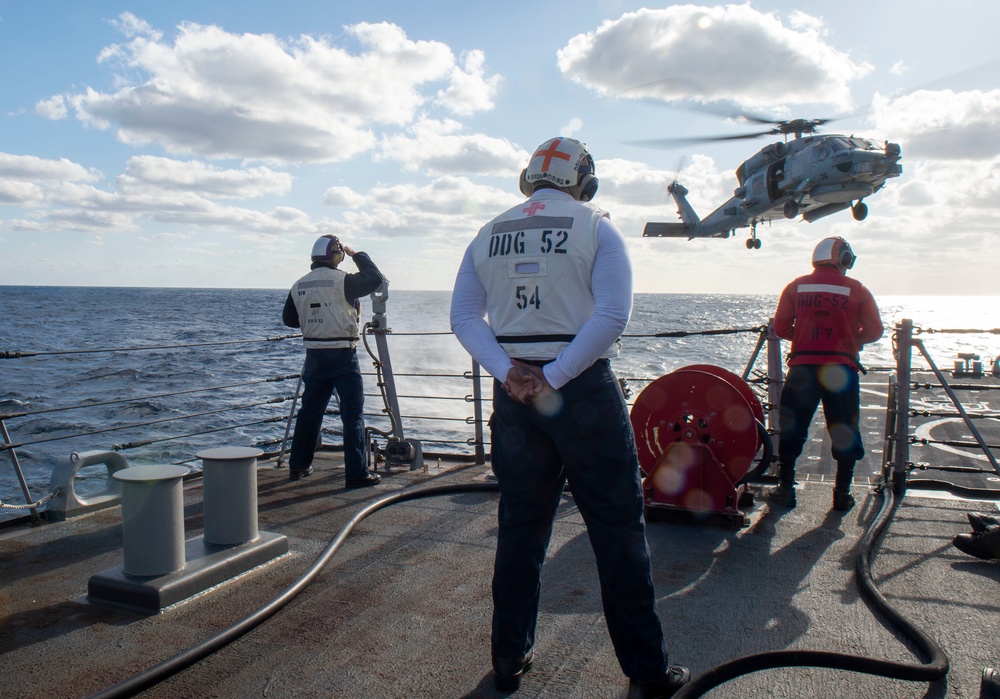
773, 265, 884, 372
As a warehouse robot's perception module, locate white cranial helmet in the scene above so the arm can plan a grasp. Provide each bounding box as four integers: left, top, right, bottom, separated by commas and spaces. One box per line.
812, 236, 856, 271
519, 137, 599, 202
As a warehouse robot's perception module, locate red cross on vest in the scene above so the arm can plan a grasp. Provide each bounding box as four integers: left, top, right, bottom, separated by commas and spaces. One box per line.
523, 202, 546, 216
535, 139, 571, 172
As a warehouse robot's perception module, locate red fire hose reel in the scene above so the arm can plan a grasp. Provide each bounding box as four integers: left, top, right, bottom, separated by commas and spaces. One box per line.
630, 364, 771, 525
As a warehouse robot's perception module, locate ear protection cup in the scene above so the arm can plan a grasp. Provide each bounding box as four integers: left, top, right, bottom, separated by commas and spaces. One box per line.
813, 236, 855, 271
840, 244, 856, 270
519, 169, 532, 197
579, 174, 599, 202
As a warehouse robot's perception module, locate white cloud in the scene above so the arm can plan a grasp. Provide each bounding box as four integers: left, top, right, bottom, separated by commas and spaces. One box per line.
561, 118, 584, 137
0, 180, 43, 205
106, 11, 162, 41
787, 10, 825, 34
47, 16, 502, 165
870, 89, 1000, 159
375, 118, 528, 175
323, 186, 368, 208
117, 156, 292, 198
0, 152, 311, 236
35, 95, 68, 120
0, 153, 100, 182
557, 5, 871, 111
327, 175, 519, 242
435, 49, 502, 116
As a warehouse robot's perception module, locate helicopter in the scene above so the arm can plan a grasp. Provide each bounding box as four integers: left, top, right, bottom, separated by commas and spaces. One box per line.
640, 115, 903, 249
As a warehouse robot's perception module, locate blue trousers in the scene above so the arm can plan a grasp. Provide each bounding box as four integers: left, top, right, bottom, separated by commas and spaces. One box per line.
778, 363, 864, 484
490, 359, 669, 682
289, 348, 369, 480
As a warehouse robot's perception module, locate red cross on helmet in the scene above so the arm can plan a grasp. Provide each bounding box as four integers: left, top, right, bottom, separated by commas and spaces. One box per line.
519, 137, 599, 202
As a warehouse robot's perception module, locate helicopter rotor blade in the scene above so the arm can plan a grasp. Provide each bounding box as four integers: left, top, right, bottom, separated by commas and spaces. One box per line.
626, 130, 777, 149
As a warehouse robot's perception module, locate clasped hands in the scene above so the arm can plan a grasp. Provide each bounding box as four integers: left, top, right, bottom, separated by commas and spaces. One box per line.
502, 359, 552, 405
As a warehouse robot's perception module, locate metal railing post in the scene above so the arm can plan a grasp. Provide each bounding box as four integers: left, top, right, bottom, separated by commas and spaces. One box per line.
276, 364, 304, 468
892, 319, 913, 494
370, 280, 405, 442
0, 419, 39, 522
765, 318, 784, 434
471, 360, 486, 465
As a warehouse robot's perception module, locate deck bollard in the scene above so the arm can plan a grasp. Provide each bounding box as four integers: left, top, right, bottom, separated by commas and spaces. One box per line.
113, 465, 191, 577
196, 446, 263, 546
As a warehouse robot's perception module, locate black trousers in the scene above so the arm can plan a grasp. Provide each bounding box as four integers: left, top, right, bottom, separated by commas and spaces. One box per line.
777, 363, 864, 487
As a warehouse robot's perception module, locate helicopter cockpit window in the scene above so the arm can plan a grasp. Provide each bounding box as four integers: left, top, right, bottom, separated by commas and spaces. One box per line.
846, 137, 879, 150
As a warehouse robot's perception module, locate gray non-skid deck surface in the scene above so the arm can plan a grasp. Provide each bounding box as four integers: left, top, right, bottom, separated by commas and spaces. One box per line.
3, 447, 1000, 699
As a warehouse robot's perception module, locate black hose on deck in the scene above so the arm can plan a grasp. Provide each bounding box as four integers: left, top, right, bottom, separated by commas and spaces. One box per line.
674, 485, 949, 698
89, 478, 950, 699
86, 482, 500, 699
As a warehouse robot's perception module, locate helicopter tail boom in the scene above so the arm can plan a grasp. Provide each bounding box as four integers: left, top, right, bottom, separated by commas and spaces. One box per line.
644, 180, 734, 239
643, 222, 696, 238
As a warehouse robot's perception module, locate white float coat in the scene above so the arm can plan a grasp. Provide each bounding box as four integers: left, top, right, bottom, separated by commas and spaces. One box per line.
450, 189, 633, 390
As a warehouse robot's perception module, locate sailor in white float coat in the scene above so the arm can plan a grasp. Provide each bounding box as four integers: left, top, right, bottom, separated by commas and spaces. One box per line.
282, 234, 384, 488
288, 266, 361, 349
450, 137, 688, 697
466, 188, 620, 371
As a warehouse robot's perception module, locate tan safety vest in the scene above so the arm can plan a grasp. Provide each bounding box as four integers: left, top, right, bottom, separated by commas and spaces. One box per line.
290, 267, 360, 349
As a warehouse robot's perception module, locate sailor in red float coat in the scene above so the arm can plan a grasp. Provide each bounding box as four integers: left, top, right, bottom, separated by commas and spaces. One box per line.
768, 237, 884, 512
773, 266, 884, 370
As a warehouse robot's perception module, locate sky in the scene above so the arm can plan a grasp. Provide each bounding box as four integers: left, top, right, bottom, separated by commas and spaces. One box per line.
2, 1, 999, 297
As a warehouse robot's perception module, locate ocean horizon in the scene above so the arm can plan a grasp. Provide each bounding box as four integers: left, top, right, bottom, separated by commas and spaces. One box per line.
2, 286, 998, 518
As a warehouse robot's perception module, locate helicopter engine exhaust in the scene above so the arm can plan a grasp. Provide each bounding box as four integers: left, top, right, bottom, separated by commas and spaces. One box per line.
803, 201, 851, 223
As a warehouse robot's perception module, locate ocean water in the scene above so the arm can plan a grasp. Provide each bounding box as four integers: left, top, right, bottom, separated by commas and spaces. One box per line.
1, 286, 998, 519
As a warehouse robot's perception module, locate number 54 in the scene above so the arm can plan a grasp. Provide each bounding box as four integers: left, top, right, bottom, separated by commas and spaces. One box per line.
515, 285, 540, 309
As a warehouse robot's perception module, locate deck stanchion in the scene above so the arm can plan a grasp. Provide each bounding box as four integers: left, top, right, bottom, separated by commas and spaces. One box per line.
370, 280, 406, 442
471, 360, 486, 465
113, 465, 191, 576
276, 364, 304, 468
765, 319, 784, 434
892, 319, 913, 495
0, 418, 39, 522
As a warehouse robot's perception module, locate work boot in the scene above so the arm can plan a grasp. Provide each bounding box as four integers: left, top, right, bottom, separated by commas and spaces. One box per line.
832, 459, 856, 511
635, 665, 691, 699
968, 511, 1000, 534
766, 485, 796, 508
954, 526, 1000, 560
832, 489, 855, 512
493, 649, 534, 691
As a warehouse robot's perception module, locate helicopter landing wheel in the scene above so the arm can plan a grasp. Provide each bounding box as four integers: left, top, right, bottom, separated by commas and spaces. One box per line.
783, 200, 799, 218
745, 237, 762, 250
852, 201, 868, 221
